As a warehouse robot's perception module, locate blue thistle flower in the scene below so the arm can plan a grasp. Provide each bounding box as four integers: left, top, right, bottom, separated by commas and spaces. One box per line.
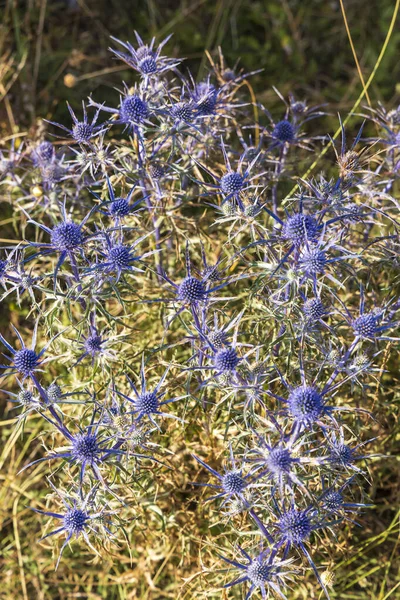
91, 176, 144, 222
282, 213, 319, 246
45, 101, 107, 145
0, 323, 54, 381
193, 81, 219, 116
30, 483, 115, 570
120, 95, 149, 125
192, 138, 262, 210
87, 85, 153, 137
251, 505, 331, 597
27, 200, 97, 285
286, 385, 325, 425
86, 232, 155, 283
220, 546, 296, 600
115, 357, 185, 428
19, 407, 127, 489
169, 101, 195, 124
272, 119, 295, 143
246, 433, 311, 496
214, 347, 240, 372
303, 297, 326, 320
193, 445, 252, 506
278, 508, 313, 544
109, 31, 180, 77
318, 477, 370, 522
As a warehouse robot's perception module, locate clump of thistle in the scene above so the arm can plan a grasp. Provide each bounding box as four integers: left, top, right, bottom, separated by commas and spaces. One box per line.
0, 29, 398, 600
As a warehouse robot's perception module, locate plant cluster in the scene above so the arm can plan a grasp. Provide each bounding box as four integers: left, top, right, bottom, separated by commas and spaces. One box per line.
0, 31, 399, 599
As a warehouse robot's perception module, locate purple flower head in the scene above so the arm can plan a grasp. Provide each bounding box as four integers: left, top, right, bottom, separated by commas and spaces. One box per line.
303, 297, 326, 320
193, 138, 261, 210
221, 470, 246, 495
115, 358, 184, 428
47, 382, 63, 402
13, 348, 41, 377
352, 313, 378, 338
193, 81, 218, 116
282, 213, 319, 246
278, 508, 312, 543
220, 547, 295, 600
63, 507, 88, 533
0, 322, 54, 380
193, 445, 251, 505
88, 232, 154, 282
45, 101, 107, 145
110, 32, 180, 77
299, 246, 327, 275
266, 446, 294, 475
51, 221, 83, 251
30, 483, 114, 570
287, 385, 325, 424
214, 347, 240, 372
71, 433, 100, 465
87, 86, 153, 136
92, 176, 144, 222
322, 490, 343, 512
120, 95, 149, 125
220, 171, 245, 195
272, 119, 295, 143
178, 276, 207, 303
170, 101, 194, 124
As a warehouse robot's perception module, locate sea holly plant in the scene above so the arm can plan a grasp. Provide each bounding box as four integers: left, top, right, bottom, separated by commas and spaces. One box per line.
0, 30, 398, 600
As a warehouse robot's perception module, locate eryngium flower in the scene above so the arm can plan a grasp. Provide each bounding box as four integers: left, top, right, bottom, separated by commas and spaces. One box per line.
282, 213, 319, 246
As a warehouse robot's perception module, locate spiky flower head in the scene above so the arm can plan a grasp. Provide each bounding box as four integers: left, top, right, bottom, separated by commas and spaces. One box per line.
107, 244, 132, 270
51, 222, 83, 252
272, 119, 295, 143
33, 141, 55, 165
120, 95, 149, 125
300, 246, 327, 274
278, 508, 312, 543
71, 433, 99, 464
135, 391, 159, 414
72, 122, 95, 144
208, 329, 229, 349
328, 442, 354, 467
178, 276, 206, 303
221, 470, 246, 495
18, 389, 35, 405
63, 508, 88, 534
267, 447, 293, 475
138, 54, 158, 74
193, 82, 218, 116
214, 347, 240, 372
287, 385, 324, 424
282, 213, 319, 245
220, 172, 244, 195
303, 297, 326, 320
14, 348, 41, 377
47, 382, 62, 402
170, 102, 193, 122
322, 490, 343, 512
109, 197, 131, 217
247, 559, 274, 585
83, 334, 103, 356
352, 313, 377, 338
149, 162, 165, 180
221, 200, 238, 216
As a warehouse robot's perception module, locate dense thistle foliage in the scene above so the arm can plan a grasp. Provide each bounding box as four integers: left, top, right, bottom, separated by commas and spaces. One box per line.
0, 32, 399, 599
